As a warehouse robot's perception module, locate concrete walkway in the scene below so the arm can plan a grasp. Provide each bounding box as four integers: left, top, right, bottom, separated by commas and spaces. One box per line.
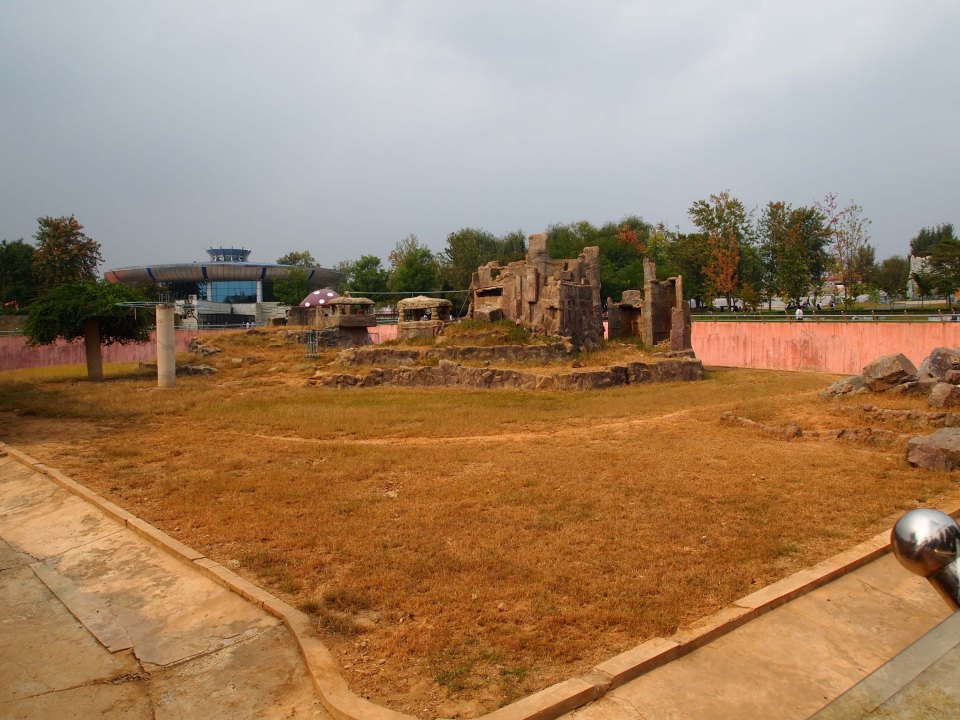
565, 550, 953, 720
0, 450, 329, 719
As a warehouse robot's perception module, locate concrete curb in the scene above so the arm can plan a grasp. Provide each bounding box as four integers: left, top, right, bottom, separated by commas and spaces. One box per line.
3, 441, 953, 720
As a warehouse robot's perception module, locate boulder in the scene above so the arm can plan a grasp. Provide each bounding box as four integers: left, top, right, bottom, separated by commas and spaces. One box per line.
888, 380, 937, 397
819, 375, 866, 400
177, 364, 217, 376
928, 382, 960, 408
917, 347, 960, 382
862, 354, 917, 392
907, 428, 960, 470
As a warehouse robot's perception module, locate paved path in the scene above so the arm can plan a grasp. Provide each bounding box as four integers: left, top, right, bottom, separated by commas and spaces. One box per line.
566, 553, 952, 720
0, 451, 329, 719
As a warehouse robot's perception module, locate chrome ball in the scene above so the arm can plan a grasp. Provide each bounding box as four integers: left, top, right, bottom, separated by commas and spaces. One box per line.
891, 509, 960, 577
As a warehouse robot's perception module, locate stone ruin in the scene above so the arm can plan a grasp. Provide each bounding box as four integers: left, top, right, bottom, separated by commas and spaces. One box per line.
396, 296, 453, 341
468, 233, 603, 349
607, 258, 691, 352
468, 233, 691, 352
290, 295, 377, 347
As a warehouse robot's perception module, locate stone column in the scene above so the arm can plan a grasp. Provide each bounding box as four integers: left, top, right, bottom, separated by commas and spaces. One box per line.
256, 279, 263, 303
156, 304, 176, 389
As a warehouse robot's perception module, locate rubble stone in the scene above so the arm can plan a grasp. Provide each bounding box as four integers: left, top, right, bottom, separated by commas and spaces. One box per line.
861, 354, 917, 392
928, 382, 960, 408
917, 347, 960, 382
819, 375, 866, 400
907, 428, 960, 470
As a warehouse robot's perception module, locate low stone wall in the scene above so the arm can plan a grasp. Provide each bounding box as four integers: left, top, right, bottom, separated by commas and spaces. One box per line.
335, 342, 575, 367
311, 357, 704, 390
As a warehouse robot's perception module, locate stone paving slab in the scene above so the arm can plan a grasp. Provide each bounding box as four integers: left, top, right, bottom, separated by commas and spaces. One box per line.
0, 452, 329, 719
567, 555, 951, 720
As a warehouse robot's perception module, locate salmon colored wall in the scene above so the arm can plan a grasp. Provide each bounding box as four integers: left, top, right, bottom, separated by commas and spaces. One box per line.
0, 330, 201, 372
692, 321, 960, 375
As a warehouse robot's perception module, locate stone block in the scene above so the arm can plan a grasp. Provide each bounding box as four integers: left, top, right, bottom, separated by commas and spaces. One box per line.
862, 354, 917, 392
917, 347, 960, 381
928, 382, 960, 408
907, 428, 960, 470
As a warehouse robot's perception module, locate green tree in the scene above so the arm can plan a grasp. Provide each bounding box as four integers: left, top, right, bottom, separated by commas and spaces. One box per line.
0, 239, 37, 309
873, 256, 910, 304
665, 231, 711, 307
24, 281, 150, 381
909, 223, 957, 257
341, 255, 390, 296
276, 250, 317, 267
921, 239, 960, 303
388, 235, 440, 293
688, 192, 754, 308
273, 268, 310, 306
440, 228, 500, 292
759, 202, 829, 306
32, 215, 103, 289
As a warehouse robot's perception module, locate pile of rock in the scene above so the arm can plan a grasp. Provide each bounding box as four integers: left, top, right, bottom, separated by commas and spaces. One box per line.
820, 348, 960, 408
187, 338, 223, 357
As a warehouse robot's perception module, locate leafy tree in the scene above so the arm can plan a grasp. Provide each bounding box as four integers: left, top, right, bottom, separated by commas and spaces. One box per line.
24, 281, 150, 381
32, 215, 103, 289
665, 231, 711, 307
276, 250, 317, 267
920, 239, 960, 303
388, 235, 440, 293
546, 216, 652, 302
341, 255, 390, 296
273, 268, 310, 306
704, 228, 741, 309
439, 228, 527, 292
442, 228, 499, 291
909, 224, 957, 257
817, 194, 874, 308
873, 256, 910, 304
0, 239, 37, 309
759, 202, 829, 306
689, 192, 754, 309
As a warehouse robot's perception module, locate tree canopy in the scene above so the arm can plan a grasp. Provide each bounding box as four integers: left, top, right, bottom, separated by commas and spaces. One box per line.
439, 228, 526, 292
340, 255, 390, 296
0, 239, 37, 309
24, 281, 150, 346
273, 268, 311, 306
276, 250, 317, 267
32, 215, 103, 290
388, 235, 440, 293
909, 223, 956, 257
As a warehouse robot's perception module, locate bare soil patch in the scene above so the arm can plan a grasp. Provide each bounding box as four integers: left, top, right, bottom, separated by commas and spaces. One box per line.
1, 330, 957, 717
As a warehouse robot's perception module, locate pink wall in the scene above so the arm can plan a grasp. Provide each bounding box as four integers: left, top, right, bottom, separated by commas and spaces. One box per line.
7, 321, 953, 377
692, 321, 960, 375
0, 330, 201, 372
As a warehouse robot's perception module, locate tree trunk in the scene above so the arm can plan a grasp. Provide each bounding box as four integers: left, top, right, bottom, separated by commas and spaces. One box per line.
82, 318, 104, 382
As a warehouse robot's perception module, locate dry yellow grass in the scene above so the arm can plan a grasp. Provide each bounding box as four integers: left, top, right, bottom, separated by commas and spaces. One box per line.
1, 329, 957, 717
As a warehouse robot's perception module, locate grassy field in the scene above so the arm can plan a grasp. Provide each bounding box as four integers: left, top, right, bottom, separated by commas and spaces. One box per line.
1, 330, 957, 717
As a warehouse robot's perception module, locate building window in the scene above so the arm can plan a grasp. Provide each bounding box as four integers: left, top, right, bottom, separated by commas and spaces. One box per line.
210, 280, 257, 303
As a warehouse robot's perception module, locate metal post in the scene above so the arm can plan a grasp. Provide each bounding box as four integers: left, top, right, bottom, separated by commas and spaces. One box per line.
891, 509, 960, 611
156, 304, 176, 389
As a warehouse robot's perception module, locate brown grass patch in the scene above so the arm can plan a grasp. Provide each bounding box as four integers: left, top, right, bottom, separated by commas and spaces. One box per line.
1, 331, 957, 717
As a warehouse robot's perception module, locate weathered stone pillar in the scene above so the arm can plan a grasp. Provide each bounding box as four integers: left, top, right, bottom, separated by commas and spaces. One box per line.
642, 258, 656, 346
156, 304, 176, 388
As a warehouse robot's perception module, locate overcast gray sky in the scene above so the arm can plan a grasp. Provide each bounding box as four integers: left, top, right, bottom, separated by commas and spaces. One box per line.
1, 1, 957, 273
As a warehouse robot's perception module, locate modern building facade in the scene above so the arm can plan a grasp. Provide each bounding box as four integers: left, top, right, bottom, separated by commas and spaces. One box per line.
105, 247, 342, 326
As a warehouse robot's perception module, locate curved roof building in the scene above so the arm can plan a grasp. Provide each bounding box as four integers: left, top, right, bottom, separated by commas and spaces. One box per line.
105, 247, 342, 304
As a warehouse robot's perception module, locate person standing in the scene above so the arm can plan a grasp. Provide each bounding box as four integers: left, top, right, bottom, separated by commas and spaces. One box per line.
795, 307, 804, 322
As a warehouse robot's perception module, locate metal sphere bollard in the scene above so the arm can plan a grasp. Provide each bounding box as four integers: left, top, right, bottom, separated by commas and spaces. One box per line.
891, 509, 960, 611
